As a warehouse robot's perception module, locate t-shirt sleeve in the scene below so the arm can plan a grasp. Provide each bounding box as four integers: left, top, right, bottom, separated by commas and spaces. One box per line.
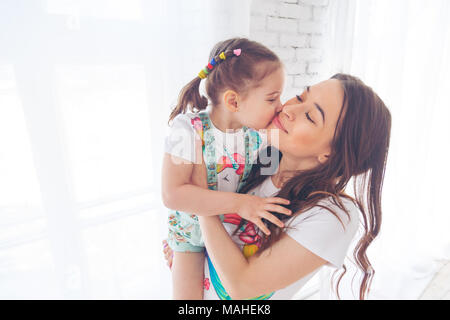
164, 114, 201, 163
285, 202, 359, 268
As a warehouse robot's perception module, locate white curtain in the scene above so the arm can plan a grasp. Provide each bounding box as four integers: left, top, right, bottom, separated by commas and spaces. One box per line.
0, 0, 250, 299
322, 0, 450, 299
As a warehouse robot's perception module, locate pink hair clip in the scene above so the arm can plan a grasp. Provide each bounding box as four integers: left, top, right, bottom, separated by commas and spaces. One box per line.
233, 48, 242, 56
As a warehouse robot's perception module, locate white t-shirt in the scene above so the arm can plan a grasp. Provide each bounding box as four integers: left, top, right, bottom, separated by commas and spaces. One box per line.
164, 111, 267, 193
202, 176, 360, 300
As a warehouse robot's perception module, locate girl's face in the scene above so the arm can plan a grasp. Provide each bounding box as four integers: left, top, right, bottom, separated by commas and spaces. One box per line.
267, 79, 345, 166
237, 66, 285, 130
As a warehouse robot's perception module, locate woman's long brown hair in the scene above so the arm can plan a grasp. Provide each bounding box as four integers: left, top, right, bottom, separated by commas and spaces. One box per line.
237, 74, 392, 300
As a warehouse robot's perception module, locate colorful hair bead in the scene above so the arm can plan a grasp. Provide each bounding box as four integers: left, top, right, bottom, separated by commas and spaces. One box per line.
198, 49, 242, 79
198, 70, 207, 79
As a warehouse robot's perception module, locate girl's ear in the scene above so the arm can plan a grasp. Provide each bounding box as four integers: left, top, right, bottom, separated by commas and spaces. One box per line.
222, 90, 239, 112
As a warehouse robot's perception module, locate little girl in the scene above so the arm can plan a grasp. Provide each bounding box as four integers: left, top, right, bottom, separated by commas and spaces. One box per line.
162, 38, 292, 299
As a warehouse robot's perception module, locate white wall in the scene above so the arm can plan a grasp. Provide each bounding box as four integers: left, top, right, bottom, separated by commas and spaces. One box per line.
249, 0, 330, 101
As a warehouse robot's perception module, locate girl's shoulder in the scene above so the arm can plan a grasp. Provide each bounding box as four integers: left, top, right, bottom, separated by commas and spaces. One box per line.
165, 112, 210, 163
170, 111, 209, 127
168, 112, 212, 138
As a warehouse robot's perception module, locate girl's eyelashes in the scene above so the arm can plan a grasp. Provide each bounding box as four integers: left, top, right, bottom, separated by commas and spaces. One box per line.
296, 95, 303, 102
267, 96, 280, 103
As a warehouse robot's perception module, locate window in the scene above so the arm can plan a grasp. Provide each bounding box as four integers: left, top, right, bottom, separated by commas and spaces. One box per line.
0, 0, 251, 299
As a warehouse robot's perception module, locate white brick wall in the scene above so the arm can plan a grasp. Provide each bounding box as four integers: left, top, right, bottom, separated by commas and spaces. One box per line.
250, 0, 330, 100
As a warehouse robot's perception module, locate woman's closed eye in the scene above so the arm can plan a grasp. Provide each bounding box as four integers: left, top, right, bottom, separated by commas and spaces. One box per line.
297, 95, 316, 124
305, 112, 316, 124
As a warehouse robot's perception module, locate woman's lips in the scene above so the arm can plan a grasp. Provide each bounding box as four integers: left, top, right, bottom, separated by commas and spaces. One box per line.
272, 115, 288, 133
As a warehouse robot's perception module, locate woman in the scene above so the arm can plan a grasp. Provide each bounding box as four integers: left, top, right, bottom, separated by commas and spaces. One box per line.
163, 73, 391, 300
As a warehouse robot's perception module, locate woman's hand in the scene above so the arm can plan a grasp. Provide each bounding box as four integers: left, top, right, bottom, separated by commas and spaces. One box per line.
162, 240, 173, 269
235, 194, 291, 235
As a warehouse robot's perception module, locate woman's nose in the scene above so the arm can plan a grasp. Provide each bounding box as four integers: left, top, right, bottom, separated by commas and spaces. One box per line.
281, 103, 295, 121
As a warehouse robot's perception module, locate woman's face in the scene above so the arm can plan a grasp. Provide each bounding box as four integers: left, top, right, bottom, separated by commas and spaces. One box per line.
267, 79, 345, 166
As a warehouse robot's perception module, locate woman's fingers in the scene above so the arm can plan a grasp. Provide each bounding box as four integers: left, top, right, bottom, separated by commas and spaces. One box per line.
161, 240, 173, 269
264, 203, 292, 216
266, 197, 290, 206
162, 240, 169, 253
166, 255, 173, 268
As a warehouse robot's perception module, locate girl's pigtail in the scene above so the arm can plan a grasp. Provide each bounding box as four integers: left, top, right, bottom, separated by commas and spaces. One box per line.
168, 76, 208, 124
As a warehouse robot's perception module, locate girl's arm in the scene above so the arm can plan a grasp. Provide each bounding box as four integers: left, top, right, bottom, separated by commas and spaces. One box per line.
198, 215, 328, 300
162, 152, 242, 216
162, 152, 292, 233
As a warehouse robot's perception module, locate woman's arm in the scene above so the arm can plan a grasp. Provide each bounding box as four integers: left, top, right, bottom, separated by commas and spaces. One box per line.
198, 215, 328, 300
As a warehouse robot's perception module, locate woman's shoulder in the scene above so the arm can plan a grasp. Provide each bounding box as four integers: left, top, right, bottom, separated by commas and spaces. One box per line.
317, 195, 359, 217
288, 195, 360, 230
284, 195, 360, 269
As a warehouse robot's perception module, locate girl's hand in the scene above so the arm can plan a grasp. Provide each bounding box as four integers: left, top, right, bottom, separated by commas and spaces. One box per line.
235, 194, 292, 235
162, 240, 174, 269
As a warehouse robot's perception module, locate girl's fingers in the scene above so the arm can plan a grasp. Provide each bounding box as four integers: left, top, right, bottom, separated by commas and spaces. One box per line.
266, 197, 290, 206
264, 204, 292, 216
253, 218, 271, 236
261, 212, 284, 228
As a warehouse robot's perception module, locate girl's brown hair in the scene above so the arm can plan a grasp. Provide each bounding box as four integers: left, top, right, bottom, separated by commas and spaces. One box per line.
168, 38, 282, 123
238, 73, 392, 300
